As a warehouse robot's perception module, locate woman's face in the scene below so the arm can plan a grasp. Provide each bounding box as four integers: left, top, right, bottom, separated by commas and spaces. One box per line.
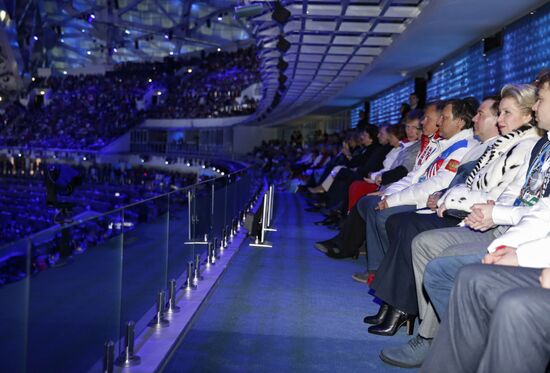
497, 97, 532, 135
405, 119, 421, 141
377, 127, 389, 145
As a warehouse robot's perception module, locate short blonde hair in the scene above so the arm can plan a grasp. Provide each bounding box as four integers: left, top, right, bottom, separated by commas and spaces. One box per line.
500, 84, 537, 115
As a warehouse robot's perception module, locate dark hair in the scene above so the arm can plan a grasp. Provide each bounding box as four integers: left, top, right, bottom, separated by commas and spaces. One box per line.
444, 98, 478, 129
425, 100, 445, 114
386, 124, 406, 141
407, 109, 424, 121
482, 95, 501, 116
362, 125, 380, 144
534, 69, 550, 90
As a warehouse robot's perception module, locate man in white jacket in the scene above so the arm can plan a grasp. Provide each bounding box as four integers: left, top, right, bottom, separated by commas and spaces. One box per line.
415, 71, 550, 323
355, 99, 479, 274
421, 202, 550, 372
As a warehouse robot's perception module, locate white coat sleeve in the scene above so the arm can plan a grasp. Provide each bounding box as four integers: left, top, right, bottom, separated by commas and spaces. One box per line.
385, 146, 471, 208
488, 198, 550, 253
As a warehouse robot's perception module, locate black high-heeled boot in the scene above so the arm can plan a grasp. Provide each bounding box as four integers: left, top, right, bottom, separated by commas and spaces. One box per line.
363, 303, 389, 325
367, 306, 415, 336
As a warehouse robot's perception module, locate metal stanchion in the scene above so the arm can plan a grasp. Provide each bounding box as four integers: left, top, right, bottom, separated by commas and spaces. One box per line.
166, 280, 180, 313
207, 241, 216, 266
184, 189, 208, 245
103, 341, 115, 373
193, 254, 203, 284
149, 291, 169, 327
222, 228, 227, 248
238, 212, 243, 230
115, 321, 141, 367
214, 238, 221, 259
219, 235, 226, 253
214, 237, 222, 254
265, 185, 277, 232
183, 261, 197, 290
249, 191, 273, 248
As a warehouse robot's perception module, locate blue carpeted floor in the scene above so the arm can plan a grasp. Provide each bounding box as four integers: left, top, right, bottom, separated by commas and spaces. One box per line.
163, 192, 417, 372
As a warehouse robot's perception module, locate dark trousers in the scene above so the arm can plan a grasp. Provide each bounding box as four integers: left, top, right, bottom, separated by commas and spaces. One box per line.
332, 204, 366, 257
421, 264, 550, 373
357, 196, 415, 271
370, 211, 459, 315
325, 168, 362, 208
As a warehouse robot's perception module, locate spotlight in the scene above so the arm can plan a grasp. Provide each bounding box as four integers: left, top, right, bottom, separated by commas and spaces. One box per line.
33, 35, 38, 41
272, 2, 291, 24
276, 35, 290, 53
277, 58, 288, 71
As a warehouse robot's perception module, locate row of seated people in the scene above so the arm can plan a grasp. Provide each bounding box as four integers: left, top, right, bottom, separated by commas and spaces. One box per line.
297, 69, 550, 372
0, 47, 260, 150
0, 162, 197, 246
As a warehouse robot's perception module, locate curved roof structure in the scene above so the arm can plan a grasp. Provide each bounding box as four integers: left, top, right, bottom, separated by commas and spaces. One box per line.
249, 0, 547, 125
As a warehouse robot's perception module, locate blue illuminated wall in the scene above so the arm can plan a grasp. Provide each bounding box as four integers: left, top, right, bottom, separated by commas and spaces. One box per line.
350, 104, 364, 128
367, 3, 549, 123
369, 79, 414, 126
427, 4, 550, 100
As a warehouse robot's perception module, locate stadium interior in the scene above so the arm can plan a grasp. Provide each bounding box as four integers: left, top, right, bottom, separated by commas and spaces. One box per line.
0, 0, 549, 372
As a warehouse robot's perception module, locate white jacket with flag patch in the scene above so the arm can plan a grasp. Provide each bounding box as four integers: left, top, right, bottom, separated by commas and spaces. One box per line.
384, 128, 478, 208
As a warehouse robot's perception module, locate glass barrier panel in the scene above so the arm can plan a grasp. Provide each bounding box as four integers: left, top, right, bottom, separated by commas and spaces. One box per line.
166, 189, 193, 283
120, 195, 169, 339
193, 180, 213, 243
0, 238, 30, 373
26, 210, 124, 372
212, 178, 228, 243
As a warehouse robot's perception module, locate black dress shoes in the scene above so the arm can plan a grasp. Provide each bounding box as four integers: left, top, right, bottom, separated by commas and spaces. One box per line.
314, 214, 341, 226
363, 303, 389, 325
314, 239, 338, 254
367, 306, 415, 336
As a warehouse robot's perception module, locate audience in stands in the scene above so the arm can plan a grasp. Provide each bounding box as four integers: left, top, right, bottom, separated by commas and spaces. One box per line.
375, 86, 540, 367
0, 160, 196, 247
420, 70, 550, 372
0, 47, 260, 150
270, 69, 550, 372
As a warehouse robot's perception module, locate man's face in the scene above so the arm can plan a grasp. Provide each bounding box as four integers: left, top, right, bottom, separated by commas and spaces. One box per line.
472, 99, 499, 141
438, 103, 464, 139
534, 83, 550, 131
410, 94, 419, 107
420, 106, 440, 136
